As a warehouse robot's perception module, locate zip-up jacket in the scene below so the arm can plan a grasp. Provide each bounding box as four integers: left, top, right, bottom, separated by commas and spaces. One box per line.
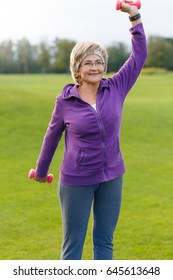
36, 23, 148, 186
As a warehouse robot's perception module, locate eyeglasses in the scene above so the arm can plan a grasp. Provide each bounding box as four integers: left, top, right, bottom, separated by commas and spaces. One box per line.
80, 60, 105, 69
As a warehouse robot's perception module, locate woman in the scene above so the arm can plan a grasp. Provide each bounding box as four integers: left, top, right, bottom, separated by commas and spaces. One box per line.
34, 2, 148, 260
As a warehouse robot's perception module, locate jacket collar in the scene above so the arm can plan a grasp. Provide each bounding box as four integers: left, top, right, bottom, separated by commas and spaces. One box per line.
62, 79, 109, 100
62, 84, 80, 100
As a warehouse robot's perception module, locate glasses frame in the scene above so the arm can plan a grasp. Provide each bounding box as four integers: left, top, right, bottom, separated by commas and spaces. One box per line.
80, 60, 105, 69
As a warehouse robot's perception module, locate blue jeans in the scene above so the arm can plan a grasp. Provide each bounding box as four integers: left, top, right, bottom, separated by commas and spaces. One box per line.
58, 176, 123, 260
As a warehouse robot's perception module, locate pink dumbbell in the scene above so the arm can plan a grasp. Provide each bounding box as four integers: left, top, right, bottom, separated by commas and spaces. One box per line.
116, 0, 141, 10
28, 169, 54, 184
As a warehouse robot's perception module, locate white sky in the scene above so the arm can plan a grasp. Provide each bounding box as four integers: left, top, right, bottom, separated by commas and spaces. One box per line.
0, 0, 173, 46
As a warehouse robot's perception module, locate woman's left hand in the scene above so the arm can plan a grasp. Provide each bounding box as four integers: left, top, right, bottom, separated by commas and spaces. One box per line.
120, 0, 138, 16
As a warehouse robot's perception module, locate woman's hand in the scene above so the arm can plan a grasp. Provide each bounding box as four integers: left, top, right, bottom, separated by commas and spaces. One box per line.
34, 176, 47, 183
28, 168, 53, 183
120, 0, 141, 26
120, 0, 138, 16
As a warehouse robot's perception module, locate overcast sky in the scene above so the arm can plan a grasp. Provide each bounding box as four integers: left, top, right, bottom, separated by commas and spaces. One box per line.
0, 0, 173, 46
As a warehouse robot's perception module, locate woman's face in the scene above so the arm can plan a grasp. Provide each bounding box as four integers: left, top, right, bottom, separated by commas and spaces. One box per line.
78, 54, 105, 85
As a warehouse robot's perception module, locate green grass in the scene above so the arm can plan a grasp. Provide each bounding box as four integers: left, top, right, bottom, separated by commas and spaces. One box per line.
0, 73, 172, 260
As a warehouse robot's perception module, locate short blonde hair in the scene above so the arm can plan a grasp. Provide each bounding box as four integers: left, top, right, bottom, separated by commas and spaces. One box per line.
70, 41, 108, 84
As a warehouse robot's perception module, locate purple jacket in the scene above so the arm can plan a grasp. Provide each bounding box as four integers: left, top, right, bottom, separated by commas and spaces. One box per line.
36, 23, 148, 186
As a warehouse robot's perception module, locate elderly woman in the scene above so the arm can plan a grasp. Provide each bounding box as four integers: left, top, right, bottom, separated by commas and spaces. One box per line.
34, 2, 148, 260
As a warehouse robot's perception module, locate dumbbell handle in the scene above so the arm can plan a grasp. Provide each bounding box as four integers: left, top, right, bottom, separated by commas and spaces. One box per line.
28, 169, 54, 184
116, 0, 141, 10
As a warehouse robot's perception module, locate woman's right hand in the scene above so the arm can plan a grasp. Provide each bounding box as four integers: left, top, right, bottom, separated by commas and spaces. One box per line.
34, 176, 47, 183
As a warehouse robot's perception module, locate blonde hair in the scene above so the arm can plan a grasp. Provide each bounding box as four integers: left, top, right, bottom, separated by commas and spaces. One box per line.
70, 41, 108, 84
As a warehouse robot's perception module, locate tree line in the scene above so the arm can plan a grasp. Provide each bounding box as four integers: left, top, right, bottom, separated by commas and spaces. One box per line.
0, 36, 173, 74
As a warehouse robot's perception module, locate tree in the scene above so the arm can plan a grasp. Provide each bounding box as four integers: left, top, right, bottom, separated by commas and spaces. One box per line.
107, 42, 130, 72
16, 38, 36, 73
37, 41, 51, 73
146, 36, 173, 70
0, 40, 15, 73
52, 39, 76, 73
1, 35, 173, 73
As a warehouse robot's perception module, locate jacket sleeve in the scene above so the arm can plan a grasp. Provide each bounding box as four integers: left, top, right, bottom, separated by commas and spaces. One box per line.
35, 95, 65, 177
109, 23, 148, 99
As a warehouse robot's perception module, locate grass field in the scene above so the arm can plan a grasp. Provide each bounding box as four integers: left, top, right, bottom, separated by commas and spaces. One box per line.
0, 72, 172, 260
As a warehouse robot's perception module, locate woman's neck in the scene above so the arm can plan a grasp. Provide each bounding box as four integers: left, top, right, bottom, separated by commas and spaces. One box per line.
78, 82, 99, 105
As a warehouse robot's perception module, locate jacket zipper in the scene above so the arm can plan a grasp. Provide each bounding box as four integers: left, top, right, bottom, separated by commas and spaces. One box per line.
80, 98, 108, 181
95, 107, 108, 181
